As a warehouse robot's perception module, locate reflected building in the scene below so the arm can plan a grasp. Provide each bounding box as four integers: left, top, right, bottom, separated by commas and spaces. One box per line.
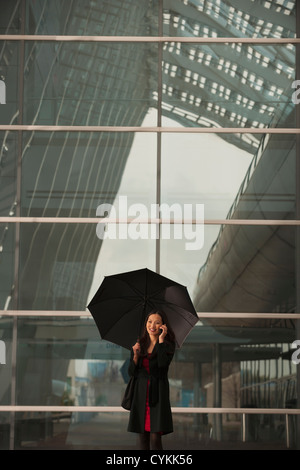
0, 0, 299, 450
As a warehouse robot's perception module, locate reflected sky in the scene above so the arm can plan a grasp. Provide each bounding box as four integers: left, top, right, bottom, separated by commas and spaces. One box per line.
89, 110, 253, 298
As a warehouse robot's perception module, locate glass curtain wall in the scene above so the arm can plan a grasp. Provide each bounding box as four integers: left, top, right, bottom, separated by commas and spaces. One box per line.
0, 0, 299, 450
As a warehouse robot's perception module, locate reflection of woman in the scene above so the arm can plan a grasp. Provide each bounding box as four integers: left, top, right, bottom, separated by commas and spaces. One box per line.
127, 310, 175, 450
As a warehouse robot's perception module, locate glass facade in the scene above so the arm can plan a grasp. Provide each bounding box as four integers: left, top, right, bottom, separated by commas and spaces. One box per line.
0, 0, 299, 450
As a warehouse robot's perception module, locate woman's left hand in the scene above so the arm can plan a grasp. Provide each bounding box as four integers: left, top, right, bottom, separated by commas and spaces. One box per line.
159, 324, 167, 342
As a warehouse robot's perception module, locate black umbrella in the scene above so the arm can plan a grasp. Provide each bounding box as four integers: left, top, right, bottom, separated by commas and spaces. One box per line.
87, 267, 198, 350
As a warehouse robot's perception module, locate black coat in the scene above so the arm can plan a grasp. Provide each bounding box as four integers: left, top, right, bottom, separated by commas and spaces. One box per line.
127, 341, 175, 435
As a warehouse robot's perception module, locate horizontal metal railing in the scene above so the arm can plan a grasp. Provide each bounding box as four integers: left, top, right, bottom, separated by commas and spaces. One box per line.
1, 310, 300, 318
0, 217, 300, 225
0, 125, 300, 133
1, 35, 300, 43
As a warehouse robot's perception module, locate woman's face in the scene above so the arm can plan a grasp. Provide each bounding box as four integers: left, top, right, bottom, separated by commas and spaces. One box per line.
146, 313, 163, 337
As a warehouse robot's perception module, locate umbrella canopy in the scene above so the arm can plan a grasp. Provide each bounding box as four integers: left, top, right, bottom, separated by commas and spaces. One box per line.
87, 268, 198, 350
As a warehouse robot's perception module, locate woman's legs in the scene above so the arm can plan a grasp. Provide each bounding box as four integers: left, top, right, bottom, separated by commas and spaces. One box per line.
139, 432, 150, 450
150, 432, 163, 450
139, 432, 163, 450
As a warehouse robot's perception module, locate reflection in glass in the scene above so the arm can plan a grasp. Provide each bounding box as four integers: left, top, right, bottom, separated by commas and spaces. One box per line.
25, 0, 159, 36
0, 223, 15, 310
0, 317, 12, 406
12, 410, 292, 449
0, 42, 20, 125
0, 2, 21, 34
18, 223, 156, 311
11, 315, 298, 447
163, 0, 296, 39
0, 131, 18, 310
0, 132, 18, 216
165, 413, 290, 449
17, 129, 156, 310
22, 41, 157, 126
161, 133, 296, 220
14, 411, 136, 450
194, 224, 295, 315
14, 317, 297, 405
21, 131, 156, 217
0, 413, 10, 450
16, 317, 130, 406
162, 43, 295, 132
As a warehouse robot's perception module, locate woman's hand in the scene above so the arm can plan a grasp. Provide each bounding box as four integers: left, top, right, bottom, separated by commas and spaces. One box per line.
132, 341, 140, 364
159, 324, 167, 343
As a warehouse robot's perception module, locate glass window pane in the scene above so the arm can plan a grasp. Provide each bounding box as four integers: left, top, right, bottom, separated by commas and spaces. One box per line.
193, 225, 295, 314
15, 316, 131, 406
0, 132, 17, 311
163, 0, 296, 39
0, 42, 20, 121
161, 133, 296, 220
11, 410, 293, 449
0, 2, 21, 34
0, 413, 10, 449
18, 224, 156, 310
13, 411, 136, 449
0, 224, 15, 310
162, 43, 296, 129
0, 317, 12, 406
25, 0, 159, 36
21, 131, 156, 216
18, 219, 157, 310
12, 316, 297, 414
2, 129, 157, 311
19, 41, 157, 126
167, 413, 290, 449
0, 132, 18, 216
159, 225, 296, 315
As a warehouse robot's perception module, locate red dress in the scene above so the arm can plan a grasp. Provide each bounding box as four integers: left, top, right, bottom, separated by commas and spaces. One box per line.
142, 355, 151, 432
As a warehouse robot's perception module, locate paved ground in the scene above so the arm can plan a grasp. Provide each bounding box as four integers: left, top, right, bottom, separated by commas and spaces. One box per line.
13, 414, 297, 450
18, 432, 292, 450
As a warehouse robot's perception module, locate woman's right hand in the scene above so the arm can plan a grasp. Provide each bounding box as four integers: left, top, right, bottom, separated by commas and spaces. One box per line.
132, 341, 140, 363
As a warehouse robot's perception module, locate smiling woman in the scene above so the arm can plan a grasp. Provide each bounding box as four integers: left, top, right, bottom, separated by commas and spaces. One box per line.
146, 313, 164, 349
127, 311, 176, 450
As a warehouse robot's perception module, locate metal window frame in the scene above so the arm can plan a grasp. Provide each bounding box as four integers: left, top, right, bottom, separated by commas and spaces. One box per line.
1, 35, 300, 43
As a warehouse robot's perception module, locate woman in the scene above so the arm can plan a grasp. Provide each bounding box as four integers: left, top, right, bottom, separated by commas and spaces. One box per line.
127, 310, 175, 450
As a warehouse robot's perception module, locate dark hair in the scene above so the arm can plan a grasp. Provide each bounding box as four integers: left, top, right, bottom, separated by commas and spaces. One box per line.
139, 310, 175, 356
